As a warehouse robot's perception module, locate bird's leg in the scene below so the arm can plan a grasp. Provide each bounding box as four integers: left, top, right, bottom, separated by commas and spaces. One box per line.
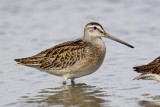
62, 78, 67, 85
63, 81, 66, 85
71, 78, 75, 85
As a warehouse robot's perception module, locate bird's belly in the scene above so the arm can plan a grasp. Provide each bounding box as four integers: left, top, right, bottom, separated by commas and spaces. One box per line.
44, 51, 105, 79
63, 48, 106, 79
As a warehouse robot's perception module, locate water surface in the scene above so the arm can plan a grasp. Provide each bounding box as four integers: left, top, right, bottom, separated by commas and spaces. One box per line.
0, 0, 160, 107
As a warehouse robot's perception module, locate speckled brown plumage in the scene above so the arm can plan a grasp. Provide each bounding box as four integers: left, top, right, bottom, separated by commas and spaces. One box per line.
133, 56, 160, 82
133, 56, 160, 74
15, 39, 90, 70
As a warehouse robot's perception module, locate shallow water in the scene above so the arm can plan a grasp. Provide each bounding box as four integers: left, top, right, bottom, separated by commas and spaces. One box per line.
0, 0, 160, 107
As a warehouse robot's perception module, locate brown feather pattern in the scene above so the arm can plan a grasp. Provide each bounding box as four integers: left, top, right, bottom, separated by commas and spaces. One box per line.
15, 39, 90, 70
133, 56, 160, 74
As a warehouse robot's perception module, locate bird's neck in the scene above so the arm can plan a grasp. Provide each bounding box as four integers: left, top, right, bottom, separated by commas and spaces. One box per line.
83, 35, 106, 59
83, 34, 101, 43
83, 35, 106, 49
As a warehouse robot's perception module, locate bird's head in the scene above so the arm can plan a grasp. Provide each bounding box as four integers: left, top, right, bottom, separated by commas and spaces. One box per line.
84, 22, 134, 48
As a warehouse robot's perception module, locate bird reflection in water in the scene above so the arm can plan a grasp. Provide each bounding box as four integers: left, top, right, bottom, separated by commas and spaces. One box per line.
138, 94, 160, 107
24, 83, 110, 107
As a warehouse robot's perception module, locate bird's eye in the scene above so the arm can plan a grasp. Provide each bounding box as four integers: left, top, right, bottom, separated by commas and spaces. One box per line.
93, 27, 97, 30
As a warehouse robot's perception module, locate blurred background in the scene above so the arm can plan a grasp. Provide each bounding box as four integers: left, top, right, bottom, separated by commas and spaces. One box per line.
0, 0, 160, 107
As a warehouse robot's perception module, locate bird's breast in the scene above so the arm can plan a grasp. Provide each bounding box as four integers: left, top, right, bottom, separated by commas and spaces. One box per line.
83, 38, 106, 73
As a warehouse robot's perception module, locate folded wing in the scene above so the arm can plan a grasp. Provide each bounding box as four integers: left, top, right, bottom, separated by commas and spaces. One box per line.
15, 39, 90, 70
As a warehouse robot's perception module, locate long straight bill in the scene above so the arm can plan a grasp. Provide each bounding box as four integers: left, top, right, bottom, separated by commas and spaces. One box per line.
104, 32, 134, 48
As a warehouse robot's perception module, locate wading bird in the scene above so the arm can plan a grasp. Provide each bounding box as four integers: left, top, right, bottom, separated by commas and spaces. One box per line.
15, 22, 134, 84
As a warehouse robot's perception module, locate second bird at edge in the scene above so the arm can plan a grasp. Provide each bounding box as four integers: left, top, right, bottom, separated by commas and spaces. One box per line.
15, 22, 134, 84
133, 56, 160, 82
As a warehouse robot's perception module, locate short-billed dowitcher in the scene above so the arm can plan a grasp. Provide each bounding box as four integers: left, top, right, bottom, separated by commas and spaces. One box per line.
15, 22, 134, 84
133, 56, 160, 82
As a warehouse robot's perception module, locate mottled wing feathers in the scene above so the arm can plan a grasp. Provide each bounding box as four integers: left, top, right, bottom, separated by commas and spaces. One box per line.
133, 57, 160, 74
133, 64, 158, 74
15, 39, 90, 70
148, 56, 160, 65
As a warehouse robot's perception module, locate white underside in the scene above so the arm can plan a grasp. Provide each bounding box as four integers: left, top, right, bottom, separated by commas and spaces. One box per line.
133, 73, 160, 82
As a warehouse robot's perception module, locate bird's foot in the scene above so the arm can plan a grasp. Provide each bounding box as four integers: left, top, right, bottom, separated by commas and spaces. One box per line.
71, 79, 75, 85
62, 81, 67, 85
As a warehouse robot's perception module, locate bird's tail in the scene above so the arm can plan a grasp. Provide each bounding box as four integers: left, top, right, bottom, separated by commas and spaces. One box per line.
133, 64, 157, 74
14, 57, 43, 67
